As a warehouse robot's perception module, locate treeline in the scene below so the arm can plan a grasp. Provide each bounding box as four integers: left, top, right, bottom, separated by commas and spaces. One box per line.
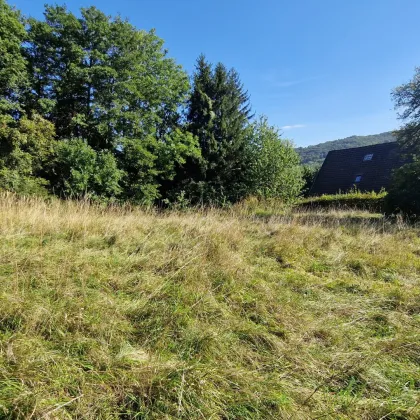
0, 0, 303, 205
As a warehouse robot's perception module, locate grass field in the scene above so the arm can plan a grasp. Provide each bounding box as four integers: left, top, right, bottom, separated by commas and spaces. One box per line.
0, 195, 419, 419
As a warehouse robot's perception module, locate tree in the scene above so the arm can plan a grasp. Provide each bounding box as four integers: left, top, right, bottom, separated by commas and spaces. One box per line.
22, 4, 199, 203
0, 1, 55, 196
385, 159, 420, 216
387, 67, 420, 215
185, 55, 253, 203
53, 139, 122, 198
246, 117, 304, 202
1, 1, 304, 206
0, 0, 28, 115
118, 129, 200, 204
25, 5, 190, 149
301, 165, 320, 197
391, 67, 420, 153
0, 114, 56, 195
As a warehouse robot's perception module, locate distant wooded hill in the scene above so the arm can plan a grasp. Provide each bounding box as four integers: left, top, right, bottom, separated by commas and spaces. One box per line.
296, 131, 396, 166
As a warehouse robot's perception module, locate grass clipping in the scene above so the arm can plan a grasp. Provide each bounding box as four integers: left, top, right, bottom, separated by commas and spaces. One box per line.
0, 196, 419, 419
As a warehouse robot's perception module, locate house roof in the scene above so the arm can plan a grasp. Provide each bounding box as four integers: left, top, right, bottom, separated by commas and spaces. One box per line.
309, 142, 407, 196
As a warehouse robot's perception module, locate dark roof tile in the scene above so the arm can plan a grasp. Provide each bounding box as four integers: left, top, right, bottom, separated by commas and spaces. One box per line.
310, 142, 407, 196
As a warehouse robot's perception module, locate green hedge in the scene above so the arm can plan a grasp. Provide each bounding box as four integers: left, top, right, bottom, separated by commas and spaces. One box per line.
296, 190, 387, 213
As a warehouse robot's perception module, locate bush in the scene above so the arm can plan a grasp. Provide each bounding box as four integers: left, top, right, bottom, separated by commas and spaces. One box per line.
297, 190, 387, 213
0, 168, 49, 196
385, 160, 420, 216
0, 114, 55, 195
246, 117, 304, 203
301, 165, 320, 197
53, 139, 122, 199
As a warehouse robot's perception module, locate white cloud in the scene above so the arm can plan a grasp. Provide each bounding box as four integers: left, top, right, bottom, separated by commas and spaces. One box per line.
273, 80, 308, 88
281, 124, 306, 130
262, 71, 318, 89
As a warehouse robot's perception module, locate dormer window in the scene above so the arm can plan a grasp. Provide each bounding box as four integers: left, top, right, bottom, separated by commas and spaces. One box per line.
363, 154, 373, 161
354, 175, 362, 183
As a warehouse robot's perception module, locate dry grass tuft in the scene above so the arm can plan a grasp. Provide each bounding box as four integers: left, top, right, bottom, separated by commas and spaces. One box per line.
0, 194, 419, 419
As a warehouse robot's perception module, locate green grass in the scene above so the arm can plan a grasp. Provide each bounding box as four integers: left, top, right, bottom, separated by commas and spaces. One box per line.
298, 190, 388, 213
0, 195, 419, 418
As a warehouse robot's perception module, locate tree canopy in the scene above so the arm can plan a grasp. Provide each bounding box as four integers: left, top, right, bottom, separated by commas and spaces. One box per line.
387, 67, 420, 216
0, 1, 304, 205
392, 67, 420, 153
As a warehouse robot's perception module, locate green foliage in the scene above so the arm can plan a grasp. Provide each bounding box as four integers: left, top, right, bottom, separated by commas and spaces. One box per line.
0, 168, 49, 196
0, 0, 27, 114
25, 5, 190, 149
386, 160, 420, 216
4, 0, 405, 210
0, 114, 55, 194
392, 67, 420, 153
301, 164, 320, 196
247, 117, 304, 202
296, 132, 396, 166
117, 129, 200, 204
388, 67, 420, 216
184, 55, 253, 203
298, 190, 387, 212
54, 139, 122, 198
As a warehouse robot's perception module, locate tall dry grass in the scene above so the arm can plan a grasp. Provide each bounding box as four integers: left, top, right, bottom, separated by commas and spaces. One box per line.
0, 194, 419, 419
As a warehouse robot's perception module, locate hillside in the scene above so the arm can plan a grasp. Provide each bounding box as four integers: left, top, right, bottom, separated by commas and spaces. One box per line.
0, 196, 419, 419
297, 131, 396, 166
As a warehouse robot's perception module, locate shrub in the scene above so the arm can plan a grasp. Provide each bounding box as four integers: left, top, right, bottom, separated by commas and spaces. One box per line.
0, 168, 49, 196
385, 160, 420, 216
0, 114, 55, 195
246, 117, 304, 203
301, 164, 320, 197
53, 139, 122, 199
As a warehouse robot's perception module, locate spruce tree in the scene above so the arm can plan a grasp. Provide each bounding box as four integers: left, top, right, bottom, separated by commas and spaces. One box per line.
185, 55, 253, 203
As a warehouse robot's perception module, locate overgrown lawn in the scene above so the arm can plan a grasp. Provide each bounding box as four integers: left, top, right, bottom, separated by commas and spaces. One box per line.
0, 196, 419, 419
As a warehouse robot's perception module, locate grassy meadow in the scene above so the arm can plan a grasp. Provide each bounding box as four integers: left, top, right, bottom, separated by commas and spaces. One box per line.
0, 195, 419, 419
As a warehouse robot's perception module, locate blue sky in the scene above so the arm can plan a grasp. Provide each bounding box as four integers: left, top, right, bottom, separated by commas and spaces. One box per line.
10, 0, 420, 146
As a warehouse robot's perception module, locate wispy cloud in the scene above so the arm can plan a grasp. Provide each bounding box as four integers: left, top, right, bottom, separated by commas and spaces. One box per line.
272, 80, 310, 88
262, 71, 319, 89
281, 124, 306, 130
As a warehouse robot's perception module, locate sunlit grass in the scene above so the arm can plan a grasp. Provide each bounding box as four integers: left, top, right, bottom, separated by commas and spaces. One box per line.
0, 194, 419, 418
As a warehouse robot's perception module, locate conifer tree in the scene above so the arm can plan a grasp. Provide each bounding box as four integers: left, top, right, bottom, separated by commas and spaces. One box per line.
185, 55, 253, 202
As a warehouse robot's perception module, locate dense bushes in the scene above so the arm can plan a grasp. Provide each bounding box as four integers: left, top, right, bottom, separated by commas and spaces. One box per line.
246, 117, 304, 202
0, 1, 303, 205
386, 160, 420, 216
0, 114, 56, 195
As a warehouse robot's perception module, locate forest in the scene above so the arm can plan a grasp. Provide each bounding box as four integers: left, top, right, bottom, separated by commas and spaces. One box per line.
0, 0, 303, 206
1, 0, 420, 213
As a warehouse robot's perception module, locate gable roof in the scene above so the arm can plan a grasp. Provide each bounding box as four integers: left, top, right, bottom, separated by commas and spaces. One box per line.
309, 142, 407, 196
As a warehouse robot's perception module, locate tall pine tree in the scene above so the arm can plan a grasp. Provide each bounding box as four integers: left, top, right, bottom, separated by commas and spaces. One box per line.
185, 55, 253, 203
